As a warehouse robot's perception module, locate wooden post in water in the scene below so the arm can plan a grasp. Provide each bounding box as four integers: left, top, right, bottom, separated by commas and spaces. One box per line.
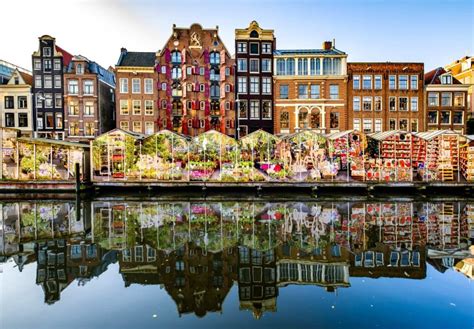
75, 162, 80, 194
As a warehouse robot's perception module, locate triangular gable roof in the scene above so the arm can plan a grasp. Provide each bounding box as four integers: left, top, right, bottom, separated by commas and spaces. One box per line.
192, 129, 237, 145
95, 128, 144, 140
7, 69, 33, 86
17, 137, 89, 149
414, 130, 460, 141
368, 130, 409, 141
282, 129, 327, 142
424, 67, 462, 85
240, 129, 280, 144
143, 129, 190, 142
326, 130, 360, 140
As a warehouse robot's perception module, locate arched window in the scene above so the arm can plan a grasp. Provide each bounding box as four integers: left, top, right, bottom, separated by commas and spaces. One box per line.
171, 51, 181, 64
276, 59, 286, 75
250, 30, 259, 38
210, 69, 219, 81
161, 99, 167, 109
171, 67, 182, 80
298, 108, 308, 129
310, 110, 320, 128
287, 58, 295, 75
172, 100, 183, 116
280, 111, 289, 129
210, 52, 220, 65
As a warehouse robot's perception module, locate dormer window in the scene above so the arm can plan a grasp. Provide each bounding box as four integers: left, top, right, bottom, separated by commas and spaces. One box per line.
441, 74, 452, 84
250, 30, 259, 38
76, 64, 84, 74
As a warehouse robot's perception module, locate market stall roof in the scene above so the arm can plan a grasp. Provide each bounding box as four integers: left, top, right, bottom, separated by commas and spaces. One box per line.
192, 129, 238, 146
240, 129, 281, 145
414, 130, 459, 141
464, 135, 474, 141
282, 129, 327, 142
17, 137, 90, 149
326, 130, 364, 140
143, 129, 190, 142
368, 130, 409, 141
95, 128, 145, 140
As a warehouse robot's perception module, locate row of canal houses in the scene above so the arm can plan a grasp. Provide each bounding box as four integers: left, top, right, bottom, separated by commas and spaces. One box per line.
0, 21, 473, 143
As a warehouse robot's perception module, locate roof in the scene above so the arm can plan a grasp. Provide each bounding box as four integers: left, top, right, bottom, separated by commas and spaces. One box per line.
414, 130, 460, 141
17, 137, 90, 149
95, 128, 144, 140
65, 56, 115, 87
368, 130, 409, 141
274, 48, 346, 56
424, 67, 462, 85
116, 50, 156, 67
143, 129, 190, 141
18, 71, 33, 86
326, 130, 358, 140
55, 45, 73, 66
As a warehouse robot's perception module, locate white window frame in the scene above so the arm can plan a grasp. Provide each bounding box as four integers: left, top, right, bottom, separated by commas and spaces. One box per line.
237, 42, 247, 54
237, 77, 247, 94
132, 78, 140, 94
262, 77, 271, 94
410, 97, 418, 112
250, 100, 260, 119
249, 59, 259, 73
250, 77, 259, 94
410, 75, 418, 90
144, 78, 153, 94
262, 43, 272, 54
353, 96, 361, 111
120, 78, 129, 93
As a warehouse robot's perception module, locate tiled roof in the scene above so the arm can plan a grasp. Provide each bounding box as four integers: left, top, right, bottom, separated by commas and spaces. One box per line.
274, 48, 346, 56
19, 71, 33, 86
117, 51, 156, 67
55, 45, 73, 66
424, 67, 462, 85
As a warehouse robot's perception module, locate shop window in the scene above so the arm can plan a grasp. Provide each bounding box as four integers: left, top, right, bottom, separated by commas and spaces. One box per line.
280, 111, 289, 129
330, 112, 339, 129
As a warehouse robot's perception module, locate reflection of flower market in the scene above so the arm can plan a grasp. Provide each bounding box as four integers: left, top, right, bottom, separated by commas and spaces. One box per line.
1, 127, 474, 183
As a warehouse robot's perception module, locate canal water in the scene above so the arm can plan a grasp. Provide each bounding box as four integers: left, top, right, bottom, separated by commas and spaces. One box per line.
1, 197, 473, 329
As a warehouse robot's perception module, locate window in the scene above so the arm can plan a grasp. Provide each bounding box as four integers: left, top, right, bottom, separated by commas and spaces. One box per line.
210, 85, 220, 97
54, 94, 62, 108
85, 122, 95, 136
36, 93, 43, 108
18, 96, 27, 109
210, 69, 219, 81
399, 119, 408, 131
144, 79, 153, 94
280, 84, 289, 99
237, 77, 247, 94
353, 118, 361, 131
36, 114, 43, 129
145, 100, 153, 115
83, 80, 94, 95
35, 76, 42, 88
454, 92, 464, 106
250, 100, 259, 119
18, 113, 28, 127
161, 82, 167, 91
132, 78, 140, 93
410, 97, 418, 111
411, 119, 418, 132
84, 101, 94, 116
44, 76, 52, 88
441, 92, 452, 107
330, 112, 339, 129
428, 92, 439, 106
453, 111, 463, 124
4, 96, 14, 109
250, 59, 259, 73
262, 43, 272, 54
120, 100, 129, 115
398, 75, 408, 89
238, 101, 248, 119
132, 121, 141, 133
250, 43, 259, 55
76, 64, 84, 74
310, 85, 320, 99
363, 119, 372, 133
43, 47, 52, 57
250, 77, 259, 94
133, 100, 141, 115
54, 76, 61, 88
276, 59, 286, 75
262, 77, 271, 94
45, 113, 54, 128
399, 97, 408, 111
210, 52, 220, 65
43, 59, 52, 72
374, 75, 382, 89
287, 58, 295, 75
262, 101, 272, 119
54, 59, 61, 71
374, 119, 382, 132
389, 97, 396, 111
441, 74, 452, 84
428, 111, 438, 124
362, 75, 372, 89
68, 100, 79, 115
261, 59, 271, 72
34, 59, 41, 70
171, 51, 181, 64
353, 96, 361, 111
160, 66, 167, 74
410, 75, 418, 90
279, 111, 290, 130
68, 80, 78, 94
120, 78, 128, 93
237, 42, 247, 53
389, 75, 396, 89
298, 84, 308, 99
145, 122, 154, 135
5, 113, 14, 127
329, 85, 339, 99
389, 118, 396, 130
171, 67, 182, 80
44, 93, 53, 108
374, 96, 382, 111
298, 58, 308, 75
237, 59, 247, 72
310, 58, 320, 75
120, 121, 129, 130
363, 96, 372, 111
69, 122, 79, 135
440, 111, 450, 124
55, 113, 63, 129
353, 75, 360, 89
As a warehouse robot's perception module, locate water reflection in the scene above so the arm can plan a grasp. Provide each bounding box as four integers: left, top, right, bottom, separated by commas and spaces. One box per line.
1, 200, 472, 318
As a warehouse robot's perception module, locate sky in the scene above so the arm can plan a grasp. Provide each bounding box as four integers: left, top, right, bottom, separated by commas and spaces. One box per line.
1, 0, 473, 72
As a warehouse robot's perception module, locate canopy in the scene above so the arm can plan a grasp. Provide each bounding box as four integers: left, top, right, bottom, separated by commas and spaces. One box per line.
368, 130, 409, 141
414, 130, 460, 141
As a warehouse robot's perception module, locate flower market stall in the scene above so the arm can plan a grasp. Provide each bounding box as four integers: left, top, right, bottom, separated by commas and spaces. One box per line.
91, 129, 143, 181
327, 130, 367, 181
188, 130, 238, 181
460, 135, 474, 181
366, 131, 413, 182
412, 130, 461, 181
279, 130, 332, 181
238, 129, 280, 182
139, 130, 189, 181
0, 128, 20, 180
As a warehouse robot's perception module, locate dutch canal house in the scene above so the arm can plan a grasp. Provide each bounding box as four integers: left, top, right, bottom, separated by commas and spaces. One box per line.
32, 35, 73, 140
273, 41, 348, 135
234, 21, 276, 137
347, 62, 425, 133
156, 24, 235, 137
64, 56, 115, 142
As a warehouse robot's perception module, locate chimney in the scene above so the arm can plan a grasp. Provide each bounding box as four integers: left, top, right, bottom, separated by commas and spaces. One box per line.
323, 41, 332, 50
120, 47, 127, 54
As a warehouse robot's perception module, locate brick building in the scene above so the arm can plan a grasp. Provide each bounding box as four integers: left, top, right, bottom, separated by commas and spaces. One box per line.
347, 62, 424, 133
115, 48, 157, 135
273, 41, 348, 135
235, 21, 275, 137
424, 67, 470, 133
64, 55, 115, 142
156, 23, 235, 137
